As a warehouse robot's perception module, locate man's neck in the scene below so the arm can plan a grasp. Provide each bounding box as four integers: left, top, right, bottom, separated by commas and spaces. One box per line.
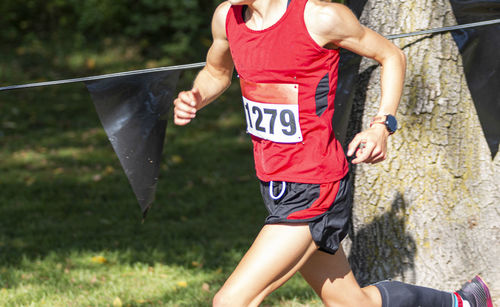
245, 0, 288, 30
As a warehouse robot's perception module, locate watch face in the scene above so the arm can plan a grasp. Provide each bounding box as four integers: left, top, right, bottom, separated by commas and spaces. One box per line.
385, 115, 398, 133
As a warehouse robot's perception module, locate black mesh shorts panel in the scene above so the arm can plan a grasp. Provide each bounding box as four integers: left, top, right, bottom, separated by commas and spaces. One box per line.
259, 174, 352, 254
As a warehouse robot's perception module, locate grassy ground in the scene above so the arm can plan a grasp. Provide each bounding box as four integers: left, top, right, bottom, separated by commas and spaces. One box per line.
0, 48, 323, 306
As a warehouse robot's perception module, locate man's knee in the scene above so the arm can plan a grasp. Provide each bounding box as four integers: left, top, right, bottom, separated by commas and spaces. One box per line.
212, 289, 230, 307
213, 288, 248, 307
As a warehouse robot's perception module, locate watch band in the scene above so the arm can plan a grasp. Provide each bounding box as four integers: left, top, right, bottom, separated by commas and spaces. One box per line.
370, 115, 387, 127
370, 114, 397, 134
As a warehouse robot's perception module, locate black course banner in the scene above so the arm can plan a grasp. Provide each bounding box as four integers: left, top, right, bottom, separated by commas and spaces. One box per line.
449, 0, 500, 158
85, 70, 181, 217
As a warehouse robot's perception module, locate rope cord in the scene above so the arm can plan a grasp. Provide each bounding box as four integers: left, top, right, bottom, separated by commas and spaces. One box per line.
386, 18, 500, 39
0, 62, 206, 92
1, 18, 499, 92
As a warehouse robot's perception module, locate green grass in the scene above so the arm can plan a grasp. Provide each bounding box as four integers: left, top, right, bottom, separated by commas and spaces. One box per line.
0, 49, 322, 306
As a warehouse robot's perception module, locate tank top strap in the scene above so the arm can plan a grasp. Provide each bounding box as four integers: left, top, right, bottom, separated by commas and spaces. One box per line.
284, 0, 308, 27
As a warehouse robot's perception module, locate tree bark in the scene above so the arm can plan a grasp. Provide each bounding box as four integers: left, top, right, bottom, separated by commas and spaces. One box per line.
343, 0, 500, 304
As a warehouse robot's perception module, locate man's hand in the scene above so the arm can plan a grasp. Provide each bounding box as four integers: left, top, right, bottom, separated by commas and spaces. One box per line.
173, 88, 202, 126
347, 124, 389, 164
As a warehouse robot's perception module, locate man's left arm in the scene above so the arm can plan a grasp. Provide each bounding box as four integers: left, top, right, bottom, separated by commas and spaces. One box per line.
307, 2, 406, 164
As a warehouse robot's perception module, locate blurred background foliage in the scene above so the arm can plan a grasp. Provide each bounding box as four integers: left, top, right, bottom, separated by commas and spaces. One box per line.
0, 0, 221, 84
0, 0, 342, 84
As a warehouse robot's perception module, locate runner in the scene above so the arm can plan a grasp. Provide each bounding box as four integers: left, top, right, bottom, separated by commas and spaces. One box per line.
173, 0, 493, 306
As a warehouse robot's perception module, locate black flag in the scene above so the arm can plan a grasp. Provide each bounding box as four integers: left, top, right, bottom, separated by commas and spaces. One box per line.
85, 70, 181, 217
449, 0, 500, 158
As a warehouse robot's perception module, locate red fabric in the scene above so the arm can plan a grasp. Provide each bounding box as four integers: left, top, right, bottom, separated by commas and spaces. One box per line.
226, 0, 348, 183
287, 180, 341, 220
240, 78, 298, 105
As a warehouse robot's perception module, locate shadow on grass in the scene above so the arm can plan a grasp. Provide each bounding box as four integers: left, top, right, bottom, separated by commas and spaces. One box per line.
0, 80, 266, 283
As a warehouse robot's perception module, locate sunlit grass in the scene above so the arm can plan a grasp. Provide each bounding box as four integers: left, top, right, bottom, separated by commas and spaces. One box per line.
1, 251, 220, 306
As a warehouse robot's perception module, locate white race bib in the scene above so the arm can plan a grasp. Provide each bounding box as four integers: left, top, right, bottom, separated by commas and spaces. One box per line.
240, 79, 303, 143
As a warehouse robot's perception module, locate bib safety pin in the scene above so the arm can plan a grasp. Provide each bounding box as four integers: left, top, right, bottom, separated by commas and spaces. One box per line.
269, 181, 287, 200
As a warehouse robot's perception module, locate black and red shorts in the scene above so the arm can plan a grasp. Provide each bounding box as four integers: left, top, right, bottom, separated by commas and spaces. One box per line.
259, 174, 351, 254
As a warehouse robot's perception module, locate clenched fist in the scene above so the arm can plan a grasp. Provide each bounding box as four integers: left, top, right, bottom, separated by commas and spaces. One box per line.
173, 88, 202, 126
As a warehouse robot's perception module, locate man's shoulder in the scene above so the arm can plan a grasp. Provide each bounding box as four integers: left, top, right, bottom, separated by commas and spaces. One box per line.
307, 1, 350, 17
305, 0, 359, 40
212, 1, 233, 37
214, 1, 232, 21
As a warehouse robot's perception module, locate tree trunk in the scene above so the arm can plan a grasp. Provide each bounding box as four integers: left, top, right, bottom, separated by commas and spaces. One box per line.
343, 0, 500, 304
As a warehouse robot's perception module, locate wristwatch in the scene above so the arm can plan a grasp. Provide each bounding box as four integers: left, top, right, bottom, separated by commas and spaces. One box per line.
370, 114, 398, 135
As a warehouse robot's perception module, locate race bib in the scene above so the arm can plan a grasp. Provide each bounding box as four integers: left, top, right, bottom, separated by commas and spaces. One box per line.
240, 78, 303, 143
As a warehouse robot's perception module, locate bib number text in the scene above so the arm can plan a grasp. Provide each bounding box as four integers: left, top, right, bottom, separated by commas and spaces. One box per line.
243, 98, 303, 143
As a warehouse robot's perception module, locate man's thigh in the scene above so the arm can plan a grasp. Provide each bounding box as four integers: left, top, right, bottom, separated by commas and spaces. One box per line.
216, 223, 318, 305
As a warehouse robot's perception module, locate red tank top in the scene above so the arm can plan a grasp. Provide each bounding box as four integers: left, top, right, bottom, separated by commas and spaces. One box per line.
226, 0, 348, 183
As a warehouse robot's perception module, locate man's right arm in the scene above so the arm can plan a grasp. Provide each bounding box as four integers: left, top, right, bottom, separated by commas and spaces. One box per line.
174, 2, 234, 126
